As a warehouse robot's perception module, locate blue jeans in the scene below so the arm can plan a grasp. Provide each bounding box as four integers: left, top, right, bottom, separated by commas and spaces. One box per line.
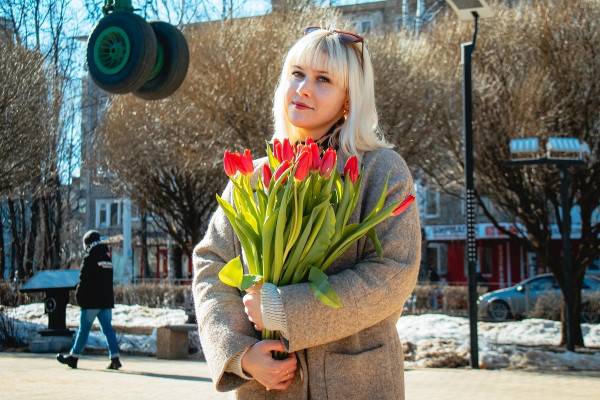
70, 308, 120, 359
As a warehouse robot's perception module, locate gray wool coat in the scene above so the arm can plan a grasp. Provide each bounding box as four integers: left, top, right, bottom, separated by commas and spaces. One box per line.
192, 148, 421, 400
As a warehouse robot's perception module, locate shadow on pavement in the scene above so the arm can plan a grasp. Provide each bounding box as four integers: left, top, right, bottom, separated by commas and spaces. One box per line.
83, 368, 213, 382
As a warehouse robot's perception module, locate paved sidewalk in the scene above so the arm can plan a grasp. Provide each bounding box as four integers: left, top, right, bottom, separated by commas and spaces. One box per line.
2, 352, 599, 399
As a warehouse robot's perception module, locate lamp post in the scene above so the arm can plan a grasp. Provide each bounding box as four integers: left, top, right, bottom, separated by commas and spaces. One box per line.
508, 137, 590, 351
444, 0, 494, 369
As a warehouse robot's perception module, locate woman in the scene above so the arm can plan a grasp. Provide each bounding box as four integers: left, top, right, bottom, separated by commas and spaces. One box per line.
193, 27, 421, 399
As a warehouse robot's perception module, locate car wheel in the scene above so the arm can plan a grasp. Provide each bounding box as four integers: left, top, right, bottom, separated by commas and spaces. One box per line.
488, 300, 512, 321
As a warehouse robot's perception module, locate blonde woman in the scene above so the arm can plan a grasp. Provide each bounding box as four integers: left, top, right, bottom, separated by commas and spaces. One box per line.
193, 27, 421, 399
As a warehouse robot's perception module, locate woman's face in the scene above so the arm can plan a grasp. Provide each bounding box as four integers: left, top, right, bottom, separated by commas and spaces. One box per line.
284, 59, 346, 142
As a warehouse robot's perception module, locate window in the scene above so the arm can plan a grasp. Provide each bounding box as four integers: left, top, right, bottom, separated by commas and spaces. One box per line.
528, 277, 556, 292
426, 243, 448, 276
110, 202, 119, 226
99, 203, 107, 228
479, 196, 495, 217
96, 199, 122, 228
78, 198, 87, 214
358, 20, 372, 34
478, 244, 494, 276
425, 188, 440, 218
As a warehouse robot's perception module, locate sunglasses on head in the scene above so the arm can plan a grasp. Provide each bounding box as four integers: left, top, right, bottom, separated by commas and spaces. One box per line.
303, 26, 365, 68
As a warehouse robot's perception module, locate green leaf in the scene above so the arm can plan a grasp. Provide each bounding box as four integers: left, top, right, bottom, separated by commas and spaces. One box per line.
294, 206, 335, 283
240, 274, 264, 291
367, 227, 383, 258
308, 267, 342, 308
218, 257, 243, 289
267, 141, 280, 170
261, 213, 277, 282
279, 202, 326, 285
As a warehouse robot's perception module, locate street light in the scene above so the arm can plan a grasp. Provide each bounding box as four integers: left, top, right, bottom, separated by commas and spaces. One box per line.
508, 136, 590, 352
444, 0, 494, 369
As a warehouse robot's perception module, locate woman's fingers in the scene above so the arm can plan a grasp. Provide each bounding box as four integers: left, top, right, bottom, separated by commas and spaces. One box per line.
269, 376, 295, 391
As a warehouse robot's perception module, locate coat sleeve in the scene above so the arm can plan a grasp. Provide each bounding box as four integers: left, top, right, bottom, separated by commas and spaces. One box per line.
192, 181, 260, 392
277, 150, 421, 353
75, 255, 93, 307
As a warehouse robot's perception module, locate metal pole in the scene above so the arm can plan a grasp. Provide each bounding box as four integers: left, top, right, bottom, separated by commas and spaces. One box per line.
559, 166, 575, 351
462, 12, 479, 369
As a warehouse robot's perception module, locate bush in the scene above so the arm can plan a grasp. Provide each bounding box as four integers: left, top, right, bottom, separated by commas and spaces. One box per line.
0, 306, 25, 349
405, 284, 487, 316
0, 282, 43, 307
2, 281, 192, 310
528, 292, 600, 323
113, 283, 190, 309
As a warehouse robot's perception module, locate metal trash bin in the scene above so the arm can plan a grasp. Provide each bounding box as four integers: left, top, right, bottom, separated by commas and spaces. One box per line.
19, 270, 79, 352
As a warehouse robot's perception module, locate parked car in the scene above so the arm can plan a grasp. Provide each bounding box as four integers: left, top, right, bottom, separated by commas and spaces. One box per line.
477, 273, 600, 322
586, 261, 600, 278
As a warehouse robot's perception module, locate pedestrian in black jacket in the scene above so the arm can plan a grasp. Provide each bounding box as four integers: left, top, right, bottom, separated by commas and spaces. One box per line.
57, 230, 122, 370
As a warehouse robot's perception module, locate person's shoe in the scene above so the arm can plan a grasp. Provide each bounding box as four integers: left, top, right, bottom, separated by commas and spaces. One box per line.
107, 357, 122, 370
56, 353, 78, 369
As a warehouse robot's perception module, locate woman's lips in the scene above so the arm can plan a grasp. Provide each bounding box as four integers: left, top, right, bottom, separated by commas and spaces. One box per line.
292, 102, 312, 110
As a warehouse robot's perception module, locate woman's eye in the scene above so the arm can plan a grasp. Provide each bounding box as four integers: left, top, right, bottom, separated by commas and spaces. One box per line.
292, 71, 304, 78
317, 76, 330, 83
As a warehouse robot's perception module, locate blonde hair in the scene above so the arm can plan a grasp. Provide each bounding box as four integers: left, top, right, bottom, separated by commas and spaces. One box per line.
272, 27, 393, 157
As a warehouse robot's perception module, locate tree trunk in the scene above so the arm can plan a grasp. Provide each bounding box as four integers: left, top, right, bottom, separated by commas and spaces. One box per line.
559, 272, 585, 347
0, 202, 4, 281
52, 180, 61, 269
24, 197, 40, 277
42, 196, 51, 269
141, 211, 150, 278
169, 244, 183, 280
7, 198, 24, 282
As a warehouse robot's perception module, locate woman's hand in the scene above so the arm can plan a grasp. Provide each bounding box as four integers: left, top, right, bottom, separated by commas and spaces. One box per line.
241, 340, 297, 391
242, 283, 263, 331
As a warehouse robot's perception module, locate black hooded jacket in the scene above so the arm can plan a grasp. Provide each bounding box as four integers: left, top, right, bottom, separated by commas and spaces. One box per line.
75, 243, 115, 309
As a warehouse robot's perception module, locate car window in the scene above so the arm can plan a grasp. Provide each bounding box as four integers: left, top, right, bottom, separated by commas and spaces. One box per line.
528, 277, 555, 291
583, 277, 598, 289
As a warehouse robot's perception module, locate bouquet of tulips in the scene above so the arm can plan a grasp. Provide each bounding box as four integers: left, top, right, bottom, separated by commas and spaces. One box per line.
216, 138, 414, 344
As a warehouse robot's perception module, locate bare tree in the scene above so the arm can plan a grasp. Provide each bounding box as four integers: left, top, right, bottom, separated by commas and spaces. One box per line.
394, 0, 599, 347
95, 7, 341, 270
1, 0, 84, 277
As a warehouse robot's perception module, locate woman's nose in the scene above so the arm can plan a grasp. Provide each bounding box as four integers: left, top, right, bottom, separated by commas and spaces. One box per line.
297, 78, 311, 96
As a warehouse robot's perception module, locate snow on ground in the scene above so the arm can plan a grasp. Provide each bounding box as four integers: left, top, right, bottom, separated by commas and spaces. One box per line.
3, 304, 189, 356
7, 303, 187, 328
397, 314, 600, 371
4, 304, 600, 370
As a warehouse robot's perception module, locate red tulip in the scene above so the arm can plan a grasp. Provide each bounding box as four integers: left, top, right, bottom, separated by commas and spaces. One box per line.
282, 138, 294, 162
305, 137, 315, 145
319, 148, 336, 179
274, 160, 291, 183
294, 149, 312, 181
344, 155, 359, 183
223, 150, 240, 177
392, 195, 415, 216
262, 163, 272, 188
309, 142, 320, 171
238, 149, 254, 176
274, 139, 283, 162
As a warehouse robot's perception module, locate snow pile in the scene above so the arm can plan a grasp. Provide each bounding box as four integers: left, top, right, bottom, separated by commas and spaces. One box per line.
3, 304, 190, 356
8, 303, 187, 328
397, 314, 600, 371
